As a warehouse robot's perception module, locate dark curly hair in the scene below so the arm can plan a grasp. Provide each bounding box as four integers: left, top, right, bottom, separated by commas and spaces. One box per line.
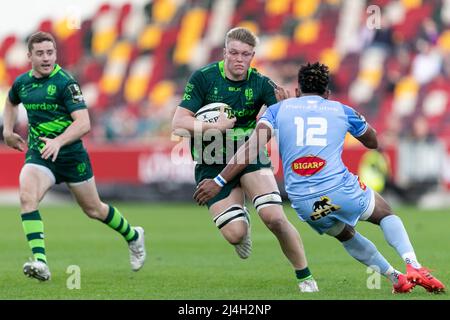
298, 62, 329, 95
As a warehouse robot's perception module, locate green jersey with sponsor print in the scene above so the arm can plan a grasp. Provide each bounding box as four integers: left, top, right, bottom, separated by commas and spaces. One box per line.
8, 64, 87, 155
179, 60, 277, 164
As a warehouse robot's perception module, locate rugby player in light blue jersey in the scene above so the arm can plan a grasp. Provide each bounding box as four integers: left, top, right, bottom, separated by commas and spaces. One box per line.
194, 62, 445, 294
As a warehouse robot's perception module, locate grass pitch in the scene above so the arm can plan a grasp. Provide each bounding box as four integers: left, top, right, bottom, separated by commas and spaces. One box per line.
0, 202, 448, 300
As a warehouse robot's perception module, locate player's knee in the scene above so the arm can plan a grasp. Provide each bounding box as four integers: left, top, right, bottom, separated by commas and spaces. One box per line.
78, 201, 107, 220
19, 190, 39, 209
82, 205, 103, 220
254, 192, 286, 232
263, 215, 287, 233
369, 193, 393, 224
329, 223, 354, 242
253, 192, 282, 214
380, 201, 392, 217
223, 227, 247, 245
213, 205, 248, 244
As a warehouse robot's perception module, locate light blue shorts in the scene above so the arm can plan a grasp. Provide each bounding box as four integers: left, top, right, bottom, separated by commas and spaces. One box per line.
290, 175, 375, 235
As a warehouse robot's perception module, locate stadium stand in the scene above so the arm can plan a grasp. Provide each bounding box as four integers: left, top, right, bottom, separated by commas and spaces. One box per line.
0, 0, 448, 141
1, 0, 450, 199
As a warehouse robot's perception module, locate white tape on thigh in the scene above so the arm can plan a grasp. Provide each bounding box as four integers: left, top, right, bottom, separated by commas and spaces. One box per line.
213, 205, 247, 229
253, 192, 282, 213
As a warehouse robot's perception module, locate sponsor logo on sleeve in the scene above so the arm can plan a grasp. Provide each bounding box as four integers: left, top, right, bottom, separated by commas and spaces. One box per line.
182, 82, 194, 101
68, 83, 84, 103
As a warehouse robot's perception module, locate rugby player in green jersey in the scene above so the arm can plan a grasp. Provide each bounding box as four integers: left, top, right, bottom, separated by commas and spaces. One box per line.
2, 32, 146, 281
172, 27, 318, 292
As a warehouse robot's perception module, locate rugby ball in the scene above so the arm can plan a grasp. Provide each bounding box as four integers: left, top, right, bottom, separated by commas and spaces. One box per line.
194, 102, 233, 123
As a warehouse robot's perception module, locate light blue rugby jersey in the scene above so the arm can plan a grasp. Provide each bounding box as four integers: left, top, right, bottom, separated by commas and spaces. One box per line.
259, 95, 368, 200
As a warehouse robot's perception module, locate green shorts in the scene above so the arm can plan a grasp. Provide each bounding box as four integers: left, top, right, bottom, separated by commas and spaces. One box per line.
195, 157, 272, 208
25, 149, 94, 184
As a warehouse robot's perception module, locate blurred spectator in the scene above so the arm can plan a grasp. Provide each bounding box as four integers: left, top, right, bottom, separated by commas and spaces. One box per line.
411, 39, 442, 85
378, 114, 402, 148
358, 148, 410, 203
418, 18, 439, 45
104, 107, 139, 141
385, 45, 411, 92
397, 116, 445, 203
370, 15, 394, 50
1, 0, 450, 149
442, 54, 450, 79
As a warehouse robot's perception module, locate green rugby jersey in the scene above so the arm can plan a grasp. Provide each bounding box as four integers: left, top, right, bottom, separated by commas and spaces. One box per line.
179, 60, 277, 164
8, 64, 87, 155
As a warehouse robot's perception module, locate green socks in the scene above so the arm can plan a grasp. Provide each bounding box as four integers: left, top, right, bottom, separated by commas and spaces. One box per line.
296, 267, 313, 282
103, 205, 138, 242
21, 206, 136, 264
21, 210, 47, 264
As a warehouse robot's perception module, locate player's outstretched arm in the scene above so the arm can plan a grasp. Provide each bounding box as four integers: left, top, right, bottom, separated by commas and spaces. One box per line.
193, 122, 272, 205
172, 106, 236, 137
221, 121, 272, 180
274, 86, 291, 102
2, 97, 25, 152
40, 109, 90, 162
268, 80, 292, 102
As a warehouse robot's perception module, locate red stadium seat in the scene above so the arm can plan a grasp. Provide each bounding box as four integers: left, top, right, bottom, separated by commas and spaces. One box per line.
0, 0, 447, 146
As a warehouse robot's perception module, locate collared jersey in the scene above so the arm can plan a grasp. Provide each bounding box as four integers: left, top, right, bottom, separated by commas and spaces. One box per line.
8, 64, 87, 155
260, 95, 368, 199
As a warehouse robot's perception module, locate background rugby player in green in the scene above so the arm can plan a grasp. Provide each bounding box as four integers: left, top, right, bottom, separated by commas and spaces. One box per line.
172, 27, 318, 292
2, 32, 146, 281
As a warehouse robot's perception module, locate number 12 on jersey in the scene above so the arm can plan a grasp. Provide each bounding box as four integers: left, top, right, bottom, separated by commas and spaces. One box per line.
294, 117, 327, 146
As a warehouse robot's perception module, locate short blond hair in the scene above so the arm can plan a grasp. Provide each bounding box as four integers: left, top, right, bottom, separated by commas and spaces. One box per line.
225, 27, 258, 48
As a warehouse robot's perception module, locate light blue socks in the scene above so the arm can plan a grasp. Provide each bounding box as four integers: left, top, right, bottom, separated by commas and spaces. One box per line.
342, 232, 390, 274
380, 215, 420, 268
